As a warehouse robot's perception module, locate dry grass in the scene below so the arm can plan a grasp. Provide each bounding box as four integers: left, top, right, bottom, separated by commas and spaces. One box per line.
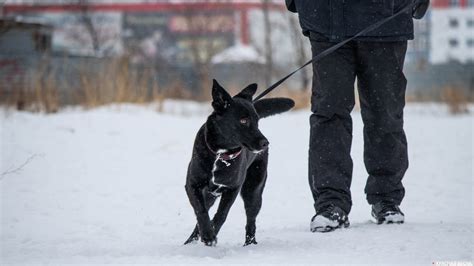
76, 57, 160, 108
258, 86, 310, 110
0, 57, 166, 113
0, 58, 471, 115
441, 86, 469, 114
32, 71, 60, 113
1, 67, 59, 113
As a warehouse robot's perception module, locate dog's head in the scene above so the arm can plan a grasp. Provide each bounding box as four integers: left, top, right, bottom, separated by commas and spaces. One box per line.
208, 79, 294, 152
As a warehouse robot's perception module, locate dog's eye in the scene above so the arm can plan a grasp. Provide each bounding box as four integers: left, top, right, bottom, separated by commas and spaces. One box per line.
240, 118, 249, 125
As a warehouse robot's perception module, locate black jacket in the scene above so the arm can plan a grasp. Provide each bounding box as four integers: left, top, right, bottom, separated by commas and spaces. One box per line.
286, 0, 420, 42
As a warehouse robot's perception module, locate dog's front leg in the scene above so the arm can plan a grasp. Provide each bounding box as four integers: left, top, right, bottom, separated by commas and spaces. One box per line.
185, 184, 217, 246
184, 191, 218, 245
211, 188, 240, 235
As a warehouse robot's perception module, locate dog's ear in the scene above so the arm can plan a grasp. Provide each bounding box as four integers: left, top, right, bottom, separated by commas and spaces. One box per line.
254, 97, 295, 118
234, 83, 257, 101
212, 79, 233, 113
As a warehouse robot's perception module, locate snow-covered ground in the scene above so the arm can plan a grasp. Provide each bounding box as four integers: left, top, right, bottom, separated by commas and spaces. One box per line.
1, 102, 472, 265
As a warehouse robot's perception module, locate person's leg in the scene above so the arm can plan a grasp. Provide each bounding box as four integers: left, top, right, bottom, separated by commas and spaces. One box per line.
309, 40, 357, 215
355, 41, 409, 206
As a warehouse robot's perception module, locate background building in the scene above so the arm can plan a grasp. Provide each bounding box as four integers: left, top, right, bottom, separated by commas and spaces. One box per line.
1, 1, 285, 61
429, 0, 474, 64
1, 0, 473, 100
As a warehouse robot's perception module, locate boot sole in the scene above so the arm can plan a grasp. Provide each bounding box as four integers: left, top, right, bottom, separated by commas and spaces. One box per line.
374, 219, 404, 225
311, 220, 350, 233
371, 211, 405, 225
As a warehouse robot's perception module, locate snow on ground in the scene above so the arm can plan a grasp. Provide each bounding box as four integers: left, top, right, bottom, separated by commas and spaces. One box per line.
211, 44, 265, 64
0, 102, 472, 265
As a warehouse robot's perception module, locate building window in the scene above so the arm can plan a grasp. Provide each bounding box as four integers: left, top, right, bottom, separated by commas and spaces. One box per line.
449, 18, 459, 28
449, 39, 459, 47
467, 39, 474, 47
449, 0, 460, 6
467, 19, 474, 28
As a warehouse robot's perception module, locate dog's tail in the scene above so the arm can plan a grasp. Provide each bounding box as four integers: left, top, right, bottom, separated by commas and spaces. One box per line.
254, 98, 295, 119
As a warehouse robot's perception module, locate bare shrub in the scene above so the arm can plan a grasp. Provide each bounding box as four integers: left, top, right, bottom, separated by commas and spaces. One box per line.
159, 81, 193, 101
74, 57, 162, 108
0, 55, 314, 113
0, 56, 166, 112
0, 63, 59, 113
32, 70, 59, 113
263, 86, 310, 110
441, 86, 469, 114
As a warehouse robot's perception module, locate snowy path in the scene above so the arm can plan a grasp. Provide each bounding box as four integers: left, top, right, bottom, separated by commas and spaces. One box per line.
1, 104, 472, 265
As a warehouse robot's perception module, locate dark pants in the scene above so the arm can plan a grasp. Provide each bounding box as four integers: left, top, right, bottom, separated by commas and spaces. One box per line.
309, 40, 409, 214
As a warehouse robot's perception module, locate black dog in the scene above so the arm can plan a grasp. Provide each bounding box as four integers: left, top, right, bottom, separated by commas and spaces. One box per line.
184, 79, 294, 246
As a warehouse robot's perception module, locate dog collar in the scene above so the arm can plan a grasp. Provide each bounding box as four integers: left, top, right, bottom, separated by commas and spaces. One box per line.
204, 136, 242, 161
218, 149, 242, 161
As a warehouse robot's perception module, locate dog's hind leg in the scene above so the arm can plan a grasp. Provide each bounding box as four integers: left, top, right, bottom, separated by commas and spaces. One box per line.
241, 156, 268, 246
183, 225, 199, 245
184, 191, 218, 245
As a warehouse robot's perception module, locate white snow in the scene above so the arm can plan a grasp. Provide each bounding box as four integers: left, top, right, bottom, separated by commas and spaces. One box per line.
211, 44, 265, 64
1, 102, 473, 265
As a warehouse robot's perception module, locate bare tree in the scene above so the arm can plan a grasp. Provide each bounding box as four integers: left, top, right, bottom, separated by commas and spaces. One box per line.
288, 13, 310, 91
0, 18, 13, 37
77, 0, 100, 55
262, 0, 273, 88
181, 1, 231, 97
0, 0, 11, 36
0, 0, 5, 18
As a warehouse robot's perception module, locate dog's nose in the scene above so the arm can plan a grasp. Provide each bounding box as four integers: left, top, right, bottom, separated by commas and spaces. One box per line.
259, 139, 269, 149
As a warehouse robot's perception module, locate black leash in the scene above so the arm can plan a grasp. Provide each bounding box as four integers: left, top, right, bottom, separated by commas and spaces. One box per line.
253, 1, 418, 102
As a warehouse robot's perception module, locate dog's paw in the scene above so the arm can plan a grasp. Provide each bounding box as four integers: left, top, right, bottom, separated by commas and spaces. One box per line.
201, 236, 217, 247
203, 239, 217, 247
243, 235, 257, 246
201, 231, 217, 247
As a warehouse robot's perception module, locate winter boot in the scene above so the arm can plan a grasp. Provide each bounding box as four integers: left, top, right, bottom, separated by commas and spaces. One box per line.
371, 201, 405, 224
310, 205, 350, 232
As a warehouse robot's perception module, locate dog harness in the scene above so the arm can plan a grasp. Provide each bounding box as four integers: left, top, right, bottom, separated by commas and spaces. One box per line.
209, 148, 242, 197
204, 137, 243, 163
204, 134, 244, 196
216, 149, 242, 165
